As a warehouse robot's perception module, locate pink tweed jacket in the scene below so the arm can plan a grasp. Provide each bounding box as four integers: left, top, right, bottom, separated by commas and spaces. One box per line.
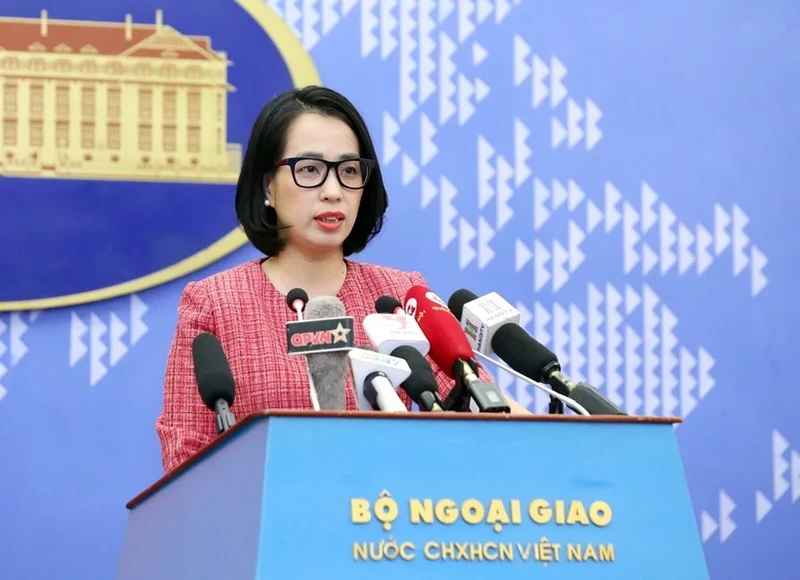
155, 258, 494, 473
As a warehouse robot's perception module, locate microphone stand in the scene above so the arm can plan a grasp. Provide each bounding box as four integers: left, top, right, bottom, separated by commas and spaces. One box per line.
214, 399, 236, 434
442, 359, 478, 412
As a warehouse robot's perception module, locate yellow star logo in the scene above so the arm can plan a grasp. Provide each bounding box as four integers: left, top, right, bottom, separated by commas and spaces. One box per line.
331, 322, 351, 343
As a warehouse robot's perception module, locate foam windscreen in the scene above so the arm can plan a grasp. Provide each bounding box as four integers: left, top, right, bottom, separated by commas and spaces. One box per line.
191, 333, 236, 409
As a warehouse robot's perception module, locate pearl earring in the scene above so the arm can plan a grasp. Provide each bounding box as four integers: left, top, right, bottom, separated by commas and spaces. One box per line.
264, 198, 271, 207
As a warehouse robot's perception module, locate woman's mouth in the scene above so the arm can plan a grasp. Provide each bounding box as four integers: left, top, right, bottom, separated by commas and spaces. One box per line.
314, 212, 345, 231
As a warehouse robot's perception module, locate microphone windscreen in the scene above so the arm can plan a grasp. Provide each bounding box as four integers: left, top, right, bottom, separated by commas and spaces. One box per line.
304, 296, 349, 410
192, 333, 236, 409
447, 288, 479, 321
391, 345, 439, 403
375, 295, 402, 314
305, 295, 346, 319
403, 285, 474, 379
286, 287, 309, 311
491, 324, 558, 383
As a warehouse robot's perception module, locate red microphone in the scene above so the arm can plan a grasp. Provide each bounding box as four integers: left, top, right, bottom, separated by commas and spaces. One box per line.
403, 285, 510, 413
403, 286, 473, 378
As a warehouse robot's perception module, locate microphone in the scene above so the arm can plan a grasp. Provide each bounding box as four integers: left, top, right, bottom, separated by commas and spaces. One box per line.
448, 287, 562, 414
287, 287, 309, 320
192, 333, 236, 434
390, 345, 445, 412
286, 296, 355, 411
375, 295, 403, 314
363, 297, 430, 356
448, 289, 626, 416
347, 348, 410, 412
403, 285, 510, 413
285, 287, 315, 405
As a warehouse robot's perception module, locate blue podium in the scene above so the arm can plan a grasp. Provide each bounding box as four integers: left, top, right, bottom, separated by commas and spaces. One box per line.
116, 411, 709, 579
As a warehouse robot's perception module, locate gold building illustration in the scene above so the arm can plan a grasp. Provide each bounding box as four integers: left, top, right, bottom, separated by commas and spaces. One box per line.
0, 9, 242, 183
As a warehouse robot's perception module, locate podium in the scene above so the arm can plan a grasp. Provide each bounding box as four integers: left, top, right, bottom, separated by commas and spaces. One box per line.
116, 411, 709, 579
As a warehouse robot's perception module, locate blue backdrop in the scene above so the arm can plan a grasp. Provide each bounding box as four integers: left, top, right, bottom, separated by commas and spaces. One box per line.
0, 0, 798, 578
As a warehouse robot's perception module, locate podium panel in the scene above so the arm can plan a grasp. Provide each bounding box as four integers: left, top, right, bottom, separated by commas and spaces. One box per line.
118, 412, 709, 579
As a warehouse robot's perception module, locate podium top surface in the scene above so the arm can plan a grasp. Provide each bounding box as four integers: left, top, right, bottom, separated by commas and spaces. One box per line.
127, 410, 680, 510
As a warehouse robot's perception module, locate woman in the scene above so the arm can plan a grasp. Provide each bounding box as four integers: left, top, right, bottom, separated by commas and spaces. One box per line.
155, 86, 529, 474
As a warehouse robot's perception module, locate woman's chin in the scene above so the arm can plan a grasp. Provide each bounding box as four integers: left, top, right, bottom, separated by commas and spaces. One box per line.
305, 231, 350, 251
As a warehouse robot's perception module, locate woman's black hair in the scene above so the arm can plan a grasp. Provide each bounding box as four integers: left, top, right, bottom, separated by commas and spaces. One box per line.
234, 85, 388, 257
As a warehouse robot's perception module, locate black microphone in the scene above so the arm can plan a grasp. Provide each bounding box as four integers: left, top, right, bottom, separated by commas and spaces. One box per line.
448, 289, 626, 416
390, 345, 445, 412
192, 333, 237, 433
375, 295, 403, 314
287, 287, 309, 320
448, 288, 563, 414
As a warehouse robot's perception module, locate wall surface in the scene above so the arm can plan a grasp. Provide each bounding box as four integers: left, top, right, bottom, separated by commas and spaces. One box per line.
0, 0, 797, 578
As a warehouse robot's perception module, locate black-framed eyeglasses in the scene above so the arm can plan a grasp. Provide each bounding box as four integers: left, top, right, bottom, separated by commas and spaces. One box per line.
275, 157, 377, 190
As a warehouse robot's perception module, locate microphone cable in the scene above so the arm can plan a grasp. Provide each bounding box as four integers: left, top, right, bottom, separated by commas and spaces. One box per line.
470, 350, 590, 416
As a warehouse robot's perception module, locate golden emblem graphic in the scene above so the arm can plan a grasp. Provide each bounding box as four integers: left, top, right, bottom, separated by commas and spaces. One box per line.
0, 9, 241, 183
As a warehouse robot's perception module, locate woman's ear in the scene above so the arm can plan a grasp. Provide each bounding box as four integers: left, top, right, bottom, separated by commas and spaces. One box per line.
262, 175, 273, 207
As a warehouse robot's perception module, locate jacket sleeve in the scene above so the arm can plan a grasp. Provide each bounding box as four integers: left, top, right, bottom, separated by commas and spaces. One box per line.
155, 280, 219, 474
407, 272, 496, 402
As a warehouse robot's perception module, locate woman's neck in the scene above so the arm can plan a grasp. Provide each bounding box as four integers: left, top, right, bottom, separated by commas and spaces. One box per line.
262, 247, 348, 298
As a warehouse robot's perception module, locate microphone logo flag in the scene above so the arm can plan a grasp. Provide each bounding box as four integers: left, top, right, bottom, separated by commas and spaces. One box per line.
347, 348, 411, 411
460, 292, 520, 355
363, 313, 431, 356
475, 297, 506, 316
365, 313, 414, 331
286, 317, 355, 355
